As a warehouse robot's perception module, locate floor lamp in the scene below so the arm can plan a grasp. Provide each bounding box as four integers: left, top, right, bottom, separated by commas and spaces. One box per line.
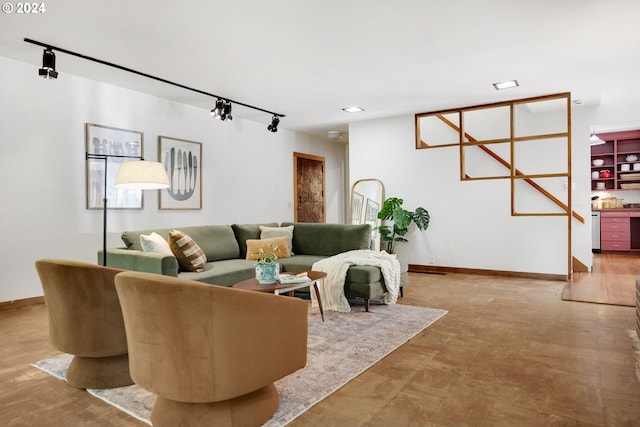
86, 153, 170, 266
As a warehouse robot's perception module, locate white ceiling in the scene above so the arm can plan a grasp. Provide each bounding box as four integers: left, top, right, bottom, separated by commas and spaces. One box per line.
1, 0, 639, 142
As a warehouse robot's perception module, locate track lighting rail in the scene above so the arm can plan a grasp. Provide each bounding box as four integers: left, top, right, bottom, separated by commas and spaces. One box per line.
24, 37, 285, 119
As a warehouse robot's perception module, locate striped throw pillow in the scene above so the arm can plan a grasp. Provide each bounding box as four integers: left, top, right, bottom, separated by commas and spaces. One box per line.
168, 229, 207, 272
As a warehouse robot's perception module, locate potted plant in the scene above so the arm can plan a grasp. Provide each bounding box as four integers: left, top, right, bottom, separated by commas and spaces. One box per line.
253, 244, 280, 284
376, 197, 430, 254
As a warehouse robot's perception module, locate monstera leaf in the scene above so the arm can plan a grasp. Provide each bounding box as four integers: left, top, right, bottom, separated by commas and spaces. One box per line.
376, 197, 430, 253
412, 207, 430, 230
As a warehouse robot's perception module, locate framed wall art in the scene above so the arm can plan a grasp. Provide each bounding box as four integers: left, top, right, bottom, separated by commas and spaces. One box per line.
158, 136, 202, 210
351, 191, 364, 224
365, 198, 380, 237
85, 123, 144, 210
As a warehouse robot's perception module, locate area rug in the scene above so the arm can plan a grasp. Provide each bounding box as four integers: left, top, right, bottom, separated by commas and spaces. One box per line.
33, 303, 447, 426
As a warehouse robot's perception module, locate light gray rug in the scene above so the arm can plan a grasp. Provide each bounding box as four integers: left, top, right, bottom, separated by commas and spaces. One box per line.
33, 303, 447, 426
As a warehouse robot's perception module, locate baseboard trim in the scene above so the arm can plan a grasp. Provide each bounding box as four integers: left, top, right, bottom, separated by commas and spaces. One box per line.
409, 264, 568, 282
0, 296, 45, 311
2, 265, 569, 308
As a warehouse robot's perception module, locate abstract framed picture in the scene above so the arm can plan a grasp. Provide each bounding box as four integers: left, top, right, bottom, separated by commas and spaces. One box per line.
365, 198, 380, 237
85, 123, 144, 210
158, 136, 202, 210
351, 191, 364, 224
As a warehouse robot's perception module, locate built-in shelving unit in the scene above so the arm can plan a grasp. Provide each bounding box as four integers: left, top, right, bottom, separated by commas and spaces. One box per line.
591, 130, 640, 191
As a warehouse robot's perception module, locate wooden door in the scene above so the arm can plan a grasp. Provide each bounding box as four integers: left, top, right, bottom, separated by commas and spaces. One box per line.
294, 152, 325, 223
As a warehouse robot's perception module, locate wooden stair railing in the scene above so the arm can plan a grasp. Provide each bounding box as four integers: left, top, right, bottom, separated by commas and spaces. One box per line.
437, 114, 584, 224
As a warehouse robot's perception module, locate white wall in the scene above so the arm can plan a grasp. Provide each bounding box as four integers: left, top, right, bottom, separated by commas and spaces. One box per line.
348, 106, 599, 277
0, 56, 346, 302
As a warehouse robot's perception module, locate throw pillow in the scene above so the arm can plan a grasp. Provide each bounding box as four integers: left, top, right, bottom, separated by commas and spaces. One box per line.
260, 225, 294, 254
246, 236, 291, 260
168, 229, 207, 272
140, 232, 173, 256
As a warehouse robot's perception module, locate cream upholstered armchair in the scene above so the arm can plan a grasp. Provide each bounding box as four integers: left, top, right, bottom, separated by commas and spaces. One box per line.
114, 271, 308, 427
35, 259, 133, 389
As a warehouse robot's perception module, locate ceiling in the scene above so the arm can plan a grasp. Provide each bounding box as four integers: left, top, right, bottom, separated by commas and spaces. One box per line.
1, 0, 639, 142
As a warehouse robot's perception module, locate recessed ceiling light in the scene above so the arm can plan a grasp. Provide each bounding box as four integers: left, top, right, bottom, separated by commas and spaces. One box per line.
492, 80, 519, 90
342, 106, 364, 113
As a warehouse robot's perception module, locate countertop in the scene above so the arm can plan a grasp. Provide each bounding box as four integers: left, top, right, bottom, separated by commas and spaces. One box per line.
592, 208, 640, 212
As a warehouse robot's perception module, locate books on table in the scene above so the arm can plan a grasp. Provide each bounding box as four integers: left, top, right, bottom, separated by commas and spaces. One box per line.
277, 272, 311, 284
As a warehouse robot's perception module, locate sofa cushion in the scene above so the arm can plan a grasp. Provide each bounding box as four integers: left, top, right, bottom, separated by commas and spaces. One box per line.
140, 232, 173, 256
346, 265, 382, 284
246, 236, 291, 260
178, 259, 257, 286
260, 225, 294, 254
231, 223, 279, 259
281, 222, 371, 256
122, 225, 240, 262
122, 228, 171, 251
168, 230, 207, 272
277, 255, 325, 273
279, 257, 380, 284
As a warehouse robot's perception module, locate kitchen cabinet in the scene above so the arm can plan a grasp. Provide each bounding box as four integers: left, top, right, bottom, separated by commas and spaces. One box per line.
601, 211, 630, 251
591, 130, 640, 191
598, 209, 640, 252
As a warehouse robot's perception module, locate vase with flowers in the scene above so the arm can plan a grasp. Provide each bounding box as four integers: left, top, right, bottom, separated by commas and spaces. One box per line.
253, 244, 280, 284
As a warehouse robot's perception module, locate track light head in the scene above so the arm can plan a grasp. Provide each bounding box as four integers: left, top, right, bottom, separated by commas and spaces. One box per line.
38, 48, 58, 79
267, 115, 280, 132
210, 98, 224, 118
211, 99, 232, 121
222, 100, 232, 121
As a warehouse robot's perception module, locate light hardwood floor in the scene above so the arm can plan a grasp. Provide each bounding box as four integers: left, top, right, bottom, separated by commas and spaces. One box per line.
1, 262, 639, 426
563, 253, 638, 306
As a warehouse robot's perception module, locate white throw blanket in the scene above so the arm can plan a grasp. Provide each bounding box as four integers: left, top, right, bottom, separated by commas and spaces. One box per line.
311, 249, 401, 312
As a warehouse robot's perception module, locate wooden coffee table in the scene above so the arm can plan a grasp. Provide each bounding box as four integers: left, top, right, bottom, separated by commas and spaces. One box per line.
233, 271, 326, 322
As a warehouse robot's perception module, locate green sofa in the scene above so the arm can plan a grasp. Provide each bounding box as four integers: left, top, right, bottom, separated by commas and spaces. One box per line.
99, 222, 404, 311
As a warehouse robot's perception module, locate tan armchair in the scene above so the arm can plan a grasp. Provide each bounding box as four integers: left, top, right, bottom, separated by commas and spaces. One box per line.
114, 271, 308, 427
35, 259, 133, 389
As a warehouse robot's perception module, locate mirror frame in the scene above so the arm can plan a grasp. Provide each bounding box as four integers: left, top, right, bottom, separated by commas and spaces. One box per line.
350, 178, 385, 249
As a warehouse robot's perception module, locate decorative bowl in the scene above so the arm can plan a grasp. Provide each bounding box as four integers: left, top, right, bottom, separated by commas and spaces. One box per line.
592, 159, 604, 166
627, 154, 638, 162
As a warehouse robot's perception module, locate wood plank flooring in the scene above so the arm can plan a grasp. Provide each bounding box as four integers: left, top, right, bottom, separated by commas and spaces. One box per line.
1, 270, 639, 426
563, 253, 639, 306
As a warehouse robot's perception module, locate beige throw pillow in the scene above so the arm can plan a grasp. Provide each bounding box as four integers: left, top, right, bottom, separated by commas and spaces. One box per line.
246, 236, 291, 260
168, 229, 207, 272
260, 225, 294, 254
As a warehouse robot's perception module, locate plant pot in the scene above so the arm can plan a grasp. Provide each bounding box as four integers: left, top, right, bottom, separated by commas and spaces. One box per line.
255, 262, 279, 284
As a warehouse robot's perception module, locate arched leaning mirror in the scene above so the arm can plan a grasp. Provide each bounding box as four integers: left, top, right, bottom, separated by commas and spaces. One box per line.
350, 178, 385, 250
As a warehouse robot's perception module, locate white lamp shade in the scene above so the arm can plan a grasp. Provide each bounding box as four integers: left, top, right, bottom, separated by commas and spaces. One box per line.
115, 161, 170, 189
